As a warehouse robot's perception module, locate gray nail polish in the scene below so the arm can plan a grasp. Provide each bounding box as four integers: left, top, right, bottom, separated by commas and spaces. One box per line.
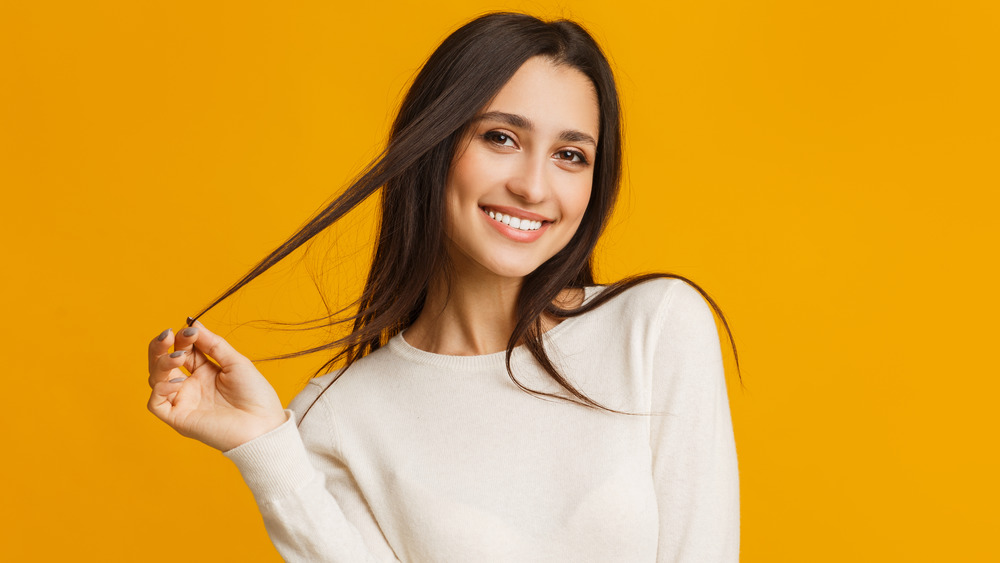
156, 329, 170, 342
169, 350, 186, 358
181, 327, 197, 337
169, 377, 185, 383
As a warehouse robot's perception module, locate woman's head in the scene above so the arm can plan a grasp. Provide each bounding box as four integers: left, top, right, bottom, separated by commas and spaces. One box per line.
442, 56, 599, 280
378, 12, 623, 289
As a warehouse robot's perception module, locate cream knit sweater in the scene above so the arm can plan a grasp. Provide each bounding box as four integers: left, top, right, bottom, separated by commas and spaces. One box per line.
225, 279, 740, 562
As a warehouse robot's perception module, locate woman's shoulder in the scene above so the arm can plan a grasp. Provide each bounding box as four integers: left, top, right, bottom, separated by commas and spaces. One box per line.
552, 277, 712, 348
575, 277, 719, 352
287, 372, 336, 426
588, 276, 706, 319
286, 345, 400, 425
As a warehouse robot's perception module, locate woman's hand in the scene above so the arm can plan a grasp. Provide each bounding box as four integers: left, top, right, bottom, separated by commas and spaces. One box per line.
147, 321, 287, 452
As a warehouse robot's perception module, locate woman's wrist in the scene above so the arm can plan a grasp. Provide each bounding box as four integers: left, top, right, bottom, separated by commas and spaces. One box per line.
217, 410, 290, 452
223, 411, 316, 501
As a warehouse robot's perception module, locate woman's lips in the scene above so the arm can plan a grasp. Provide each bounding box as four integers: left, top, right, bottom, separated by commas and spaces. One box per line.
480, 206, 550, 242
481, 204, 552, 224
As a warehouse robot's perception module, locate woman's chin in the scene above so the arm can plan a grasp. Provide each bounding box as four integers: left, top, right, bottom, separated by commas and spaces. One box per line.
478, 261, 542, 281
464, 255, 549, 282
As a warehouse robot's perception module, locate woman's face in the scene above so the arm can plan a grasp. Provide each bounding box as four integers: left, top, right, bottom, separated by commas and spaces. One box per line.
443, 56, 599, 281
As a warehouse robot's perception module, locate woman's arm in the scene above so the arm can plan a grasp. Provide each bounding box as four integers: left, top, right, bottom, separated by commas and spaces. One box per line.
146, 325, 398, 562
223, 407, 399, 562
648, 281, 740, 562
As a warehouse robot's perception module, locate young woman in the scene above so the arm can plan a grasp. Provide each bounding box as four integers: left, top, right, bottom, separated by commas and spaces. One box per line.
146, 13, 739, 562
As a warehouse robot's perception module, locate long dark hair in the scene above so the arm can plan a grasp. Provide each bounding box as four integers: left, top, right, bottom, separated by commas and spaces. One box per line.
189, 12, 738, 415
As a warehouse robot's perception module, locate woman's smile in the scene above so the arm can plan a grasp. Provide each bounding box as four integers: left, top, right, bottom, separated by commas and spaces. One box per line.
479, 205, 551, 242
482, 206, 546, 232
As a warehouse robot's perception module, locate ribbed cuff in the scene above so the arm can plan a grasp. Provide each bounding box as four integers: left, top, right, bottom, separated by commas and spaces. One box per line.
223, 410, 317, 502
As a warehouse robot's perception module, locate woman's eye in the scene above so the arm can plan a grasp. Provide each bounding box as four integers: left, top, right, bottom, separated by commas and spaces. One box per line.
484, 131, 516, 147
556, 150, 587, 164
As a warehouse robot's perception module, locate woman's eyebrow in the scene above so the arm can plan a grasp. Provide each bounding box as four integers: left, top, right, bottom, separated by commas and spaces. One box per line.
475, 111, 598, 147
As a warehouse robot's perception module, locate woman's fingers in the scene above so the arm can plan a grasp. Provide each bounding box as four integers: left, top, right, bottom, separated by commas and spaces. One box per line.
148, 328, 174, 374
172, 324, 214, 376
149, 346, 191, 387
172, 324, 200, 369
147, 376, 186, 422
186, 321, 251, 371
147, 320, 250, 386
147, 323, 199, 380
148, 328, 188, 387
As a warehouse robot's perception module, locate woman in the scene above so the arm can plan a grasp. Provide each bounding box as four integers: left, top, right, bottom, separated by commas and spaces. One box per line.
147, 12, 739, 562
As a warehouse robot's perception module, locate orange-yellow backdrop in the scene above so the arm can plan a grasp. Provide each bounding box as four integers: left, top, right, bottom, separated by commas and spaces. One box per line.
2, 1, 997, 561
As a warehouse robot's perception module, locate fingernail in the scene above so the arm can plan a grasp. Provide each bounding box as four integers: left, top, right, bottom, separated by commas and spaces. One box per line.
169, 377, 185, 383
181, 327, 197, 337
169, 350, 186, 358
186, 316, 195, 326
156, 329, 170, 342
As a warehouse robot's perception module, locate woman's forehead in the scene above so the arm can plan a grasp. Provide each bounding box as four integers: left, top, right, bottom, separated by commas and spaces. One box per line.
480, 57, 600, 141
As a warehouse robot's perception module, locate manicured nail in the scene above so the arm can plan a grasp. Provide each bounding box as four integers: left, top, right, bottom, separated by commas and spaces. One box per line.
169, 377, 185, 383
181, 327, 197, 337
186, 316, 195, 326
156, 329, 170, 342
169, 350, 186, 358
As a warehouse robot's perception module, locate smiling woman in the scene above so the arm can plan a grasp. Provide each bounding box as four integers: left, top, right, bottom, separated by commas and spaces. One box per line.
145, 12, 739, 562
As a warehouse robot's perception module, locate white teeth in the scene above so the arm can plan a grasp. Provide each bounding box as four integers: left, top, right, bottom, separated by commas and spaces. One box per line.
483, 208, 543, 231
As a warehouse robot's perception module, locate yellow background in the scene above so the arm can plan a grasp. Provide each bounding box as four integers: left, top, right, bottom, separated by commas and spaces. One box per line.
2, 0, 997, 561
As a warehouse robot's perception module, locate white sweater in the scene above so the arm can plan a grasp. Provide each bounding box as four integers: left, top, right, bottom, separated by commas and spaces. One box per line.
225, 279, 740, 562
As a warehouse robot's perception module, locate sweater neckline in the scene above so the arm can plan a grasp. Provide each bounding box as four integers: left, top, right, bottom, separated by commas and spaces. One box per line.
389, 285, 599, 372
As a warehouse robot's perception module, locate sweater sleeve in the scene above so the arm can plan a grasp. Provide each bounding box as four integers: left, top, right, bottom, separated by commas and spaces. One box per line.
648, 281, 740, 562
223, 385, 400, 563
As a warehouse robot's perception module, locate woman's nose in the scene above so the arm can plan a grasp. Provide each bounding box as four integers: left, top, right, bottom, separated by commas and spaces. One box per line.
505, 154, 548, 203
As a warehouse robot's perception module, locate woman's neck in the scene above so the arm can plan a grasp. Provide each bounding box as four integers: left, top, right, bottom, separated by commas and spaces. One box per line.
403, 267, 587, 357
405, 268, 522, 356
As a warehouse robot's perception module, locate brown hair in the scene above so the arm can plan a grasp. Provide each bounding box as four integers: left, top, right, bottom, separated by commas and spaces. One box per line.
189, 12, 738, 417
